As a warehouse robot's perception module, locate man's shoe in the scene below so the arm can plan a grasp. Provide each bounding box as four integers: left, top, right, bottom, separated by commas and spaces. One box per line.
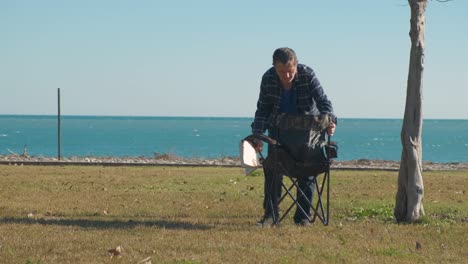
256, 216, 277, 228
295, 219, 311, 226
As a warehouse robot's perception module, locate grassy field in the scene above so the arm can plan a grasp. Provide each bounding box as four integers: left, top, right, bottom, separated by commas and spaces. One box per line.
0, 165, 466, 264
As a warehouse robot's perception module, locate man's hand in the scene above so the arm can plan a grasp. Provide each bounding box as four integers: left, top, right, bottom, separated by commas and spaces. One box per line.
327, 122, 336, 136
252, 139, 263, 152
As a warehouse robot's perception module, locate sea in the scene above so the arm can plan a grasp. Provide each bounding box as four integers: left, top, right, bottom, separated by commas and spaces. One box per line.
0, 115, 467, 163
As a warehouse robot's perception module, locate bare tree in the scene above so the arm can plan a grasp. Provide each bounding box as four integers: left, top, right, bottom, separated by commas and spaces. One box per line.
394, 0, 428, 223
395, 0, 453, 223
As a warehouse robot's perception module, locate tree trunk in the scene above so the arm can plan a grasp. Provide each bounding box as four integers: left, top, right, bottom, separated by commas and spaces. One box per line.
394, 0, 427, 223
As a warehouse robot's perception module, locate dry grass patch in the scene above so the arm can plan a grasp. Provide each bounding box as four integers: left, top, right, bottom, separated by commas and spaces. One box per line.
0, 165, 466, 263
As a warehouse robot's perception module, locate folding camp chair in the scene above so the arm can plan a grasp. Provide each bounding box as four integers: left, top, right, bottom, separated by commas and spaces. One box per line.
242, 114, 337, 226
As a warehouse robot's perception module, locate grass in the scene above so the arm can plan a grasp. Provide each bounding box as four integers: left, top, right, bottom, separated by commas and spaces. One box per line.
0, 165, 467, 263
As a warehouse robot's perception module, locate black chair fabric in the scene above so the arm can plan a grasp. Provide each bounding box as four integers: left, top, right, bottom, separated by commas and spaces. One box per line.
263, 113, 331, 178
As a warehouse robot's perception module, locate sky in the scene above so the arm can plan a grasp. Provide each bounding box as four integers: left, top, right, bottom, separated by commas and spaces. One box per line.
1, 0, 467, 119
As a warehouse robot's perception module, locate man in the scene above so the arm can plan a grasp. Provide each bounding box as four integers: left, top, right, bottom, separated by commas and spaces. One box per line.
251, 47, 336, 227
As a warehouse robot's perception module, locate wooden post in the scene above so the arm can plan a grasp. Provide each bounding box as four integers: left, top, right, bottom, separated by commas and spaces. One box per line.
58, 88, 61, 160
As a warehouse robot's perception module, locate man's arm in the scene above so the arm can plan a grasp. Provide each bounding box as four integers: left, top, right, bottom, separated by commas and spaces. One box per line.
251, 76, 273, 134
308, 69, 337, 135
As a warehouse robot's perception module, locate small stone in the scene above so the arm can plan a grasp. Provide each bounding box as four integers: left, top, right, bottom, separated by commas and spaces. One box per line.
416, 241, 422, 250
108, 246, 123, 258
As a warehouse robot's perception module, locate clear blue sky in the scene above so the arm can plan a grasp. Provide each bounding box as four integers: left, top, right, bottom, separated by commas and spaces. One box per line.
1, 0, 467, 119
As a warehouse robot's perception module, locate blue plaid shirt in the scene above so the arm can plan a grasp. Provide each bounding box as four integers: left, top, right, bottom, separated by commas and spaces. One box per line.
251, 64, 336, 134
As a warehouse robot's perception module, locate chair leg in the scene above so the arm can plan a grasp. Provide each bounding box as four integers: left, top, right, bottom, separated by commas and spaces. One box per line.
279, 177, 323, 224
278, 169, 331, 225
327, 167, 330, 225
311, 171, 329, 225
278, 179, 299, 223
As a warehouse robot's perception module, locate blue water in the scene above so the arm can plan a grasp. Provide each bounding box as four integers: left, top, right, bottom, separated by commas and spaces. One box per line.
0, 115, 467, 162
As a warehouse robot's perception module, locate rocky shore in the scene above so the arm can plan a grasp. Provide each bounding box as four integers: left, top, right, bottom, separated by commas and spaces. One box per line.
1, 154, 467, 171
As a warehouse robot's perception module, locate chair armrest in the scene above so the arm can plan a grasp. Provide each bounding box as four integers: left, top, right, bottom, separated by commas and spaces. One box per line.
244, 133, 279, 146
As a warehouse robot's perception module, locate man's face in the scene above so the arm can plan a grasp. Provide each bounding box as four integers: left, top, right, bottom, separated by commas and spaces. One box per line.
274, 62, 297, 88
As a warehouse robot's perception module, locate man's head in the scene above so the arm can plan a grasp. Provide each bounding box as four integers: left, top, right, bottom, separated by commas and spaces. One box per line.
272, 47, 298, 88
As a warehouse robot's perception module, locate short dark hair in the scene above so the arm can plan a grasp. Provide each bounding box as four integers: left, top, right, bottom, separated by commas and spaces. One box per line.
272, 47, 297, 66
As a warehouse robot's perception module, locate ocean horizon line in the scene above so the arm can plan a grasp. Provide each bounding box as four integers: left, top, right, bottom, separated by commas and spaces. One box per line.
1, 114, 467, 121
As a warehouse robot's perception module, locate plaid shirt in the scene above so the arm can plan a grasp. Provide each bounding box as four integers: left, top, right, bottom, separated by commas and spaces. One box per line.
251, 64, 335, 134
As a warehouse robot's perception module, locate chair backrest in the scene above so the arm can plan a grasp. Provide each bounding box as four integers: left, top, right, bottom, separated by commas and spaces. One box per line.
271, 114, 330, 158
272, 113, 331, 131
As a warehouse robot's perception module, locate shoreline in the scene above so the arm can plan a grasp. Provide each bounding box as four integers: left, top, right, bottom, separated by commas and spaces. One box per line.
1, 155, 467, 171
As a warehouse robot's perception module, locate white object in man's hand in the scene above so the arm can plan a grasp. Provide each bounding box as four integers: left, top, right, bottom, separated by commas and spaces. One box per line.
327, 122, 336, 136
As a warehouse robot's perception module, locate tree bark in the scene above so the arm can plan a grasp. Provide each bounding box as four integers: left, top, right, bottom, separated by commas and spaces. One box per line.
394, 0, 427, 223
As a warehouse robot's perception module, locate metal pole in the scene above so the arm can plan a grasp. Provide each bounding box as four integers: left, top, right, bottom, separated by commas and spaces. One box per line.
58, 88, 61, 160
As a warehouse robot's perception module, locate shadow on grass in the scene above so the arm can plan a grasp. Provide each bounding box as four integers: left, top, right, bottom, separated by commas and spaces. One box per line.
0, 217, 212, 230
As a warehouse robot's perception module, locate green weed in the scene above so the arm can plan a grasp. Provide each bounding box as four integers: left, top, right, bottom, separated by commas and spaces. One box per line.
351, 204, 394, 222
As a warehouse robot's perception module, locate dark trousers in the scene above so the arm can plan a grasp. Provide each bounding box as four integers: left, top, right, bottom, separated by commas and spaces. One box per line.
294, 175, 316, 222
